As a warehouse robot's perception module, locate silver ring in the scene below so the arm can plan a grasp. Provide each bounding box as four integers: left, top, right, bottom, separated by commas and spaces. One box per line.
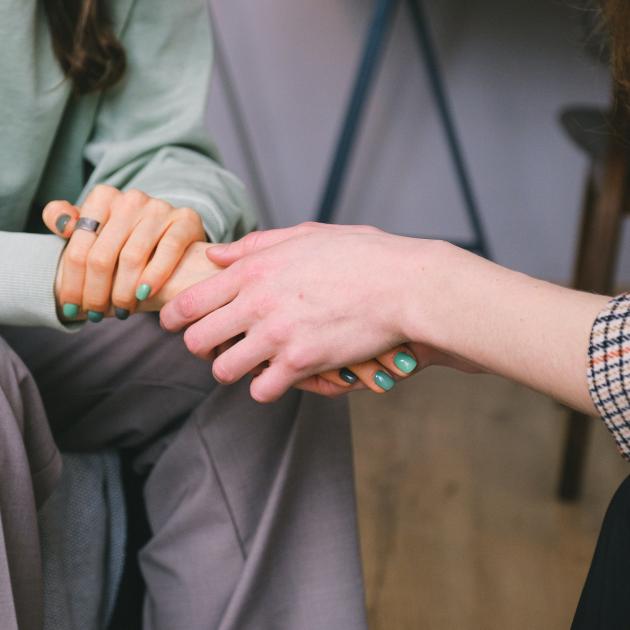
75, 217, 101, 234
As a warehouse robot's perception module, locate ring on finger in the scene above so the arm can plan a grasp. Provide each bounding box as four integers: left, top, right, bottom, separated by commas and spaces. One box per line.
75, 217, 101, 234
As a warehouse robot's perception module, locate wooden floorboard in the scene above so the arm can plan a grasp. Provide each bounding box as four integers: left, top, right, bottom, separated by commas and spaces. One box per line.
350, 368, 628, 630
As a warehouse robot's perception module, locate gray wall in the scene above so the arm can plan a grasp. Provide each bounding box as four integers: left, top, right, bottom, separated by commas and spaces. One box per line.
207, 0, 630, 284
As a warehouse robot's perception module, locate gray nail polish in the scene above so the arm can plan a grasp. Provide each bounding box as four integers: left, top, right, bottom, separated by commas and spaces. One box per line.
115, 308, 130, 321
55, 214, 71, 234
339, 368, 358, 384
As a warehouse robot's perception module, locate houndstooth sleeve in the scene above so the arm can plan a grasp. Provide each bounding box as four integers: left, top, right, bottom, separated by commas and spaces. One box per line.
587, 293, 630, 460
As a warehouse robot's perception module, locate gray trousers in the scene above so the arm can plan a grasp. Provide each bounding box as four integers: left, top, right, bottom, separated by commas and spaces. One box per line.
0, 314, 367, 630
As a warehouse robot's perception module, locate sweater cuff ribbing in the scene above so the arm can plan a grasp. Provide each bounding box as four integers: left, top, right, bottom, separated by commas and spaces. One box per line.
0, 233, 80, 331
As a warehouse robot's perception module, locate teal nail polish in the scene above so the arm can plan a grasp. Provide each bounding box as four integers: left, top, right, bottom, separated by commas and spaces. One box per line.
55, 214, 71, 234
115, 308, 130, 321
62, 303, 79, 319
394, 352, 417, 374
339, 368, 358, 384
136, 283, 151, 301
374, 370, 395, 392
87, 310, 104, 323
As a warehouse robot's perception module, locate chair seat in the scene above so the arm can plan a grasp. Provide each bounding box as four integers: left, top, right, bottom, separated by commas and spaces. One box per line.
559, 107, 612, 159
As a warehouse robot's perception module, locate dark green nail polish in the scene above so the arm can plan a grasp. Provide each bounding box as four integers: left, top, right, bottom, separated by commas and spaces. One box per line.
115, 308, 130, 321
62, 303, 79, 319
339, 368, 358, 384
87, 310, 104, 323
394, 352, 417, 374
374, 370, 395, 392
136, 283, 151, 301
55, 214, 71, 234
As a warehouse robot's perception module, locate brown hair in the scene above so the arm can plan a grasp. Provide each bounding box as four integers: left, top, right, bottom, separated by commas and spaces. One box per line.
43, 0, 126, 95
601, 0, 630, 95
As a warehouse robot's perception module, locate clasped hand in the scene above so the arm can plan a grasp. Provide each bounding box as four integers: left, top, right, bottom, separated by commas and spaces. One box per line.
45, 189, 421, 399
45, 184, 212, 319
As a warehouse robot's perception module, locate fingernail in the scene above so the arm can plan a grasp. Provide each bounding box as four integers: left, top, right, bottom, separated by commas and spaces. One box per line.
374, 370, 395, 392
55, 214, 71, 234
339, 368, 358, 384
62, 303, 79, 319
115, 308, 130, 321
394, 352, 417, 374
87, 310, 104, 323
136, 284, 151, 301
210, 244, 227, 254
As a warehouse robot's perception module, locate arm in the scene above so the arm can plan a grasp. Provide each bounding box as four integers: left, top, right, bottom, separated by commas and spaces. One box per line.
160, 223, 610, 413
401, 241, 607, 415
0, 232, 68, 330
79, 0, 256, 243
42, 0, 258, 323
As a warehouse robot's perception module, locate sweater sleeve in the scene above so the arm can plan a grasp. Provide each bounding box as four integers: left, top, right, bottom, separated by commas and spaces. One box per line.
0, 232, 73, 330
79, 0, 257, 243
587, 293, 630, 460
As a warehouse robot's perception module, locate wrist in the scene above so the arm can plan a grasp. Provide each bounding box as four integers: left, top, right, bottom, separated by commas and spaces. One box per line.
399, 239, 462, 347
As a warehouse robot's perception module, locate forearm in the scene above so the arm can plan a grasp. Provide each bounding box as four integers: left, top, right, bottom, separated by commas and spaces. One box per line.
407, 241, 608, 414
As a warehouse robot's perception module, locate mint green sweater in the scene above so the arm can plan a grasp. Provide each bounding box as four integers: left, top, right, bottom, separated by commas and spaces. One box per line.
0, 0, 256, 330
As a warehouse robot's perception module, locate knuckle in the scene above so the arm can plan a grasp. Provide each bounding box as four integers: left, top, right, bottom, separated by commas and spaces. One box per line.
263, 323, 286, 347
66, 245, 87, 267
119, 245, 145, 268
176, 206, 200, 223
146, 199, 171, 216
252, 293, 276, 322
90, 183, 115, 199
284, 345, 311, 373
87, 249, 114, 274
176, 291, 198, 319
242, 260, 266, 284
122, 188, 148, 209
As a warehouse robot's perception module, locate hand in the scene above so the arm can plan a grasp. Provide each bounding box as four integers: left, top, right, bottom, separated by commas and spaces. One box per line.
145, 242, 223, 311
54, 240, 222, 318
45, 184, 206, 321
160, 222, 435, 402
295, 342, 481, 398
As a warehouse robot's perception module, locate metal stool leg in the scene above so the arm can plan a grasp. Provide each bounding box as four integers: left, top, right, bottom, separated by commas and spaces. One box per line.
406, 0, 490, 259
316, 0, 401, 223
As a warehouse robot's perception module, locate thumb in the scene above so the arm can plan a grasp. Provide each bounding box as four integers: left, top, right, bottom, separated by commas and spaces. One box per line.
42, 200, 81, 238
207, 225, 311, 265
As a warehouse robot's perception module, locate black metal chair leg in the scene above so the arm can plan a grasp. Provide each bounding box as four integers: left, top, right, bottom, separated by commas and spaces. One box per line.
406, 0, 490, 259
316, 0, 401, 224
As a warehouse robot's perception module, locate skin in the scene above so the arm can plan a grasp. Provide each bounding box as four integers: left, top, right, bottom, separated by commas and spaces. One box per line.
44, 184, 206, 317
55, 239, 223, 316
160, 222, 609, 412
47, 191, 414, 392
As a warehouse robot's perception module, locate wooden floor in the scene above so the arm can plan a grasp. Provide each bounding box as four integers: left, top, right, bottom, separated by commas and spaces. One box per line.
350, 368, 629, 630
